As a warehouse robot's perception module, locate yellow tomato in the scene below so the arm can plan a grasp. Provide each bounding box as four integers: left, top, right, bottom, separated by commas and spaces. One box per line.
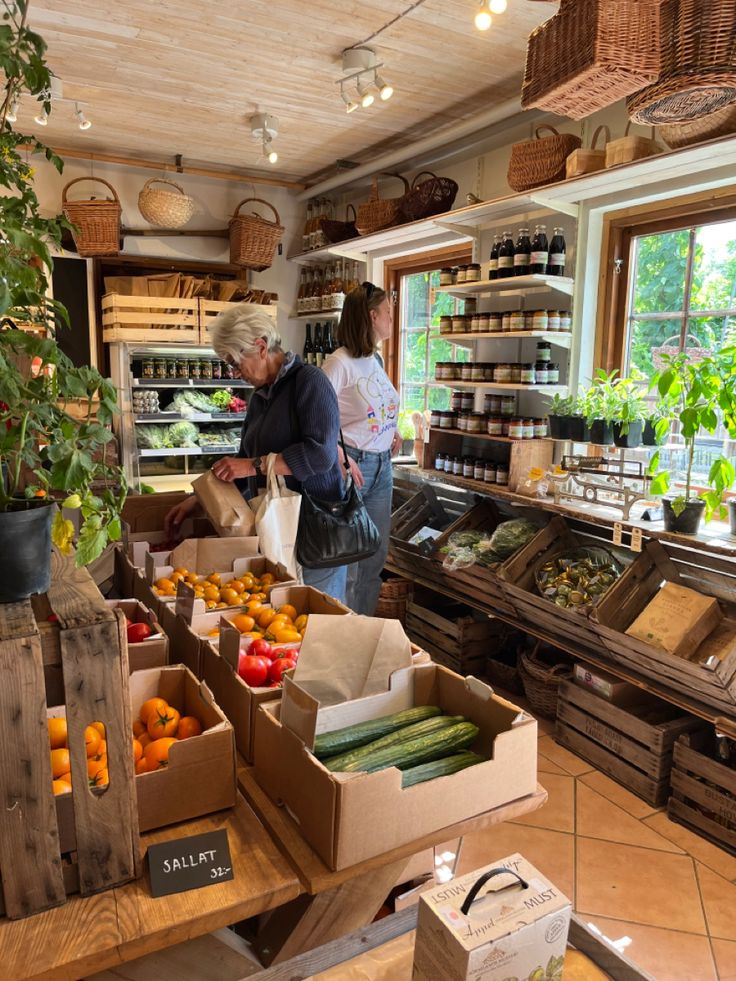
207, 573, 222, 586
278, 604, 298, 621
202, 585, 220, 602
271, 627, 302, 644
226, 579, 246, 594
220, 587, 240, 606
294, 614, 309, 633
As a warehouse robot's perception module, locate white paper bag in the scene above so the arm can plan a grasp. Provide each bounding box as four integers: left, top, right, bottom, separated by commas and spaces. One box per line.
250, 453, 301, 580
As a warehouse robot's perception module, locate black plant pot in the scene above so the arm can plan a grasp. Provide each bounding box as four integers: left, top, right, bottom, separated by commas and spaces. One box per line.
729, 499, 736, 537
589, 420, 614, 445
662, 498, 705, 535
567, 416, 592, 442
547, 414, 569, 440
642, 418, 669, 446
0, 502, 53, 601
613, 421, 643, 448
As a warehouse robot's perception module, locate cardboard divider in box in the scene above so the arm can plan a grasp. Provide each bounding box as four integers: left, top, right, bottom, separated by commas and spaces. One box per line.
556, 678, 701, 807
130, 665, 236, 831
122, 490, 214, 561
668, 729, 736, 856
500, 515, 631, 654
593, 539, 736, 715
252, 616, 537, 871
105, 599, 168, 673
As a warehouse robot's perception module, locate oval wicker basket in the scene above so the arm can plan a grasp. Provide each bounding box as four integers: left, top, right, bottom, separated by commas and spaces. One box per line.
397, 171, 458, 223
320, 204, 358, 244
62, 177, 121, 257
507, 126, 582, 192
138, 178, 195, 228
519, 645, 574, 720
356, 174, 409, 236
628, 0, 736, 125
660, 101, 736, 148
229, 197, 284, 271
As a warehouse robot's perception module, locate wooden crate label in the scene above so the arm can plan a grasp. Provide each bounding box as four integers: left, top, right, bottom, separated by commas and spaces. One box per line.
147, 828, 233, 897
671, 768, 736, 826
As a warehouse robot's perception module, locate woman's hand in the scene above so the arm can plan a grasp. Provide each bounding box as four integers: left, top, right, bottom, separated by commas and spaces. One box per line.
346, 455, 364, 488
163, 494, 201, 536
212, 457, 255, 482
391, 430, 403, 457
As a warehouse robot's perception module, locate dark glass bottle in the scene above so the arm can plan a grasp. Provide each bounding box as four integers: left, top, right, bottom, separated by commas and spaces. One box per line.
323, 321, 333, 356
314, 323, 324, 368
530, 224, 549, 275
548, 227, 567, 276
497, 231, 514, 279
303, 322, 315, 366
488, 234, 501, 280
514, 227, 531, 277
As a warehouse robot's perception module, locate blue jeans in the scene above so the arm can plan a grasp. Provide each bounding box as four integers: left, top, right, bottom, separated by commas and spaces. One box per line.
302, 562, 348, 606
345, 446, 393, 615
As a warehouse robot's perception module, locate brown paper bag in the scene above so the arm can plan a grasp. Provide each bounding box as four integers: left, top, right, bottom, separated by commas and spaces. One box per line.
192, 470, 256, 538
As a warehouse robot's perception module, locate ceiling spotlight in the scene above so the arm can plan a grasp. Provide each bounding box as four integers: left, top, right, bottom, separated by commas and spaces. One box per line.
263, 139, 278, 165
490, 0, 507, 11
34, 106, 48, 126
474, 1, 492, 30
250, 111, 280, 163
357, 81, 374, 108
375, 73, 393, 101
75, 103, 91, 130
340, 85, 359, 114
7, 97, 18, 123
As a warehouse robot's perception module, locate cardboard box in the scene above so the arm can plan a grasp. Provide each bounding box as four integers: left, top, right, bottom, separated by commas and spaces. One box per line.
253, 616, 537, 870
690, 620, 736, 666
139, 536, 261, 583
625, 582, 722, 658
573, 663, 642, 706
412, 852, 571, 981
105, 599, 168, 672
130, 665, 236, 831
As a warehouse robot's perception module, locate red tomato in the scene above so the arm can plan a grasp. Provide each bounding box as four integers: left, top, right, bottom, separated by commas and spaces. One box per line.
127, 622, 153, 644
268, 657, 297, 685
249, 638, 274, 661
238, 654, 270, 687
274, 645, 300, 659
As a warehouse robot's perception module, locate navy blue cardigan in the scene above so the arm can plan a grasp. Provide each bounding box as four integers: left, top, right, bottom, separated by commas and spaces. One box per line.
236, 355, 344, 502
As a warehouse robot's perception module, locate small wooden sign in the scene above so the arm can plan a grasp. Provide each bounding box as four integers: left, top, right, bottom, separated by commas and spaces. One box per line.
631, 527, 643, 553
147, 829, 233, 898
612, 522, 623, 547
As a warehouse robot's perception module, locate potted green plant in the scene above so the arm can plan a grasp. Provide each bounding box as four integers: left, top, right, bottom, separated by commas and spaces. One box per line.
568, 391, 592, 442
642, 396, 674, 446
0, 1, 126, 600
584, 369, 619, 445
546, 392, 576, 439
611, 377, 647, 448
649, 353, 734, 535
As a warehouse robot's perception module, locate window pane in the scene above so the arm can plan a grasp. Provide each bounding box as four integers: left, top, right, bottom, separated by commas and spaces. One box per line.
406, 271, 430, 329
428, 386, 451, 410
402, 330, 428, 383
632, 230, 689, 314
627, 318, 684, 378
429, 336, 469, 376
690, 220, 736, 312
402, 385, 425, 412
687, 316, 733, 354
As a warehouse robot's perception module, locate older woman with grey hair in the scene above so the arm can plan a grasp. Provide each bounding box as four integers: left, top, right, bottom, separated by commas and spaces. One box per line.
164, 305, 349, 601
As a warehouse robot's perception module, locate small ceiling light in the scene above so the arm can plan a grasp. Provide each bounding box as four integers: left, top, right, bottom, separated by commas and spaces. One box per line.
75, 103, 91, 130
262, 136, 278, 164
489, 0, 507, 11
474, 1, 492, 30
340, 85, 359, 114
375, 73, 393, 102
34, 106, 48, 126
7, 97, 18, 123
250, 111, 280, 163
357, 80, 374, 108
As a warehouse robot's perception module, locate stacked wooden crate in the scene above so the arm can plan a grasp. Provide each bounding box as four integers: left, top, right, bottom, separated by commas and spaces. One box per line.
405, 594, 504, 677
668, 730, 736, 855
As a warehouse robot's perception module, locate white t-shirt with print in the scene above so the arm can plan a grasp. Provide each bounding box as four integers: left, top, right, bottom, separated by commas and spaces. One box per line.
322, 347, 400, 453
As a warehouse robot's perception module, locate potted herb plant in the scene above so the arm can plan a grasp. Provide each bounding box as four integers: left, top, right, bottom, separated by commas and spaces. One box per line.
546, 392, 576, 439
0, 1, 127, 600
584, 369, 619, 446
611, 377, 647, 448
568, 391, 592, 442
649, 353, 734, 535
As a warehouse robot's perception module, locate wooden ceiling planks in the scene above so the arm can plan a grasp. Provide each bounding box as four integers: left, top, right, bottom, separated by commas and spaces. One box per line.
25, 0, 550, 183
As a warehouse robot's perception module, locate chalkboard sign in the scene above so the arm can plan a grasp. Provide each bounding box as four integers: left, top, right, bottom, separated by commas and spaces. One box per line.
147, 828, 233, 898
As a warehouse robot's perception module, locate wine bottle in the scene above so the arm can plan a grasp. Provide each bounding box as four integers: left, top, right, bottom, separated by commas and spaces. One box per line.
333, 260, 346, 311
296, 268, 307, 314
548, 228, 566, 276
514, 227, 531, 277
322, 264, 334, 312
323, 322, 333, 356
530, 224, 549, 275
489, 234, 501, 280
302, 202, 312, 253
314, 323, 324, 368
497, 231, 514, 278
303, 323, 314, 365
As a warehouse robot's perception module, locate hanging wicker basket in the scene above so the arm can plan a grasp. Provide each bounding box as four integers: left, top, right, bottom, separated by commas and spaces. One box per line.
507, 126, 581, 192
565, 125, 610, 178
397, 171, 458, 223
660, 101, 736, 148
228, 197, 284, 271
62, 177, 121, 257
652, 334, 711, 370
355, 174, 409, 236
320, 204, 358, 244
138, 178, 195, 228
628, 0, 736, 126
519, 644, 574, 720
605, 122, 662, 167
522, 0, 666, 120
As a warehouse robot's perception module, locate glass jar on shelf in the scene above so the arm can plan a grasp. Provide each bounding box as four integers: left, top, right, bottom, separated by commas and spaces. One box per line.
141, 357, 155, 380
176, 358, 190, 380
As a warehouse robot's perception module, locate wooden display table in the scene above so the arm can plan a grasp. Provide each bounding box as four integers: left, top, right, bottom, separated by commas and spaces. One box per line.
238, 766, 548, 967
0, 796, 301, 981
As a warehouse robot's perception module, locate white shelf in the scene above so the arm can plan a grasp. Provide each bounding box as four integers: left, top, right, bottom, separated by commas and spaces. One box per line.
441, 381, 568, 394
439, 274, 574, 298
442, 330, 572, 349
132, 379, 251, 389
135, 413, 247, 424
138, 445, 239, 458
290, 311, 341, 320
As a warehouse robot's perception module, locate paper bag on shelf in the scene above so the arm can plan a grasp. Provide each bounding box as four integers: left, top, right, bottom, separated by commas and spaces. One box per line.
192, 470, 256, 538
625, 582, 722, 658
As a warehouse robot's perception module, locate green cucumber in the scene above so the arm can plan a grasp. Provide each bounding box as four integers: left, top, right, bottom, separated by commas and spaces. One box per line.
324, 716, 465, 772
342, 721, 479, 775
313, 705, 441, 759
401, 751, 484, 788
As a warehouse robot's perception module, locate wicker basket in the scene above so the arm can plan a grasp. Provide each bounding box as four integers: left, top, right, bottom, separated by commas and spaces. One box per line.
397, 171, 458, 223
507, 126, 582, 192
356, 174, 409, 236
652, 333, 711, 370
320, 204, 358, 244
605, 122, 662, 168
522, 0, 665, 120
565, 125, 609, 178
628, 0, 736, 125
660, 101, 736, 148
486, 651, 525, 696
229, 197, 284, 271
374, 577, 413, 623
519, 645, 574, 720
62, 177, 121, 257
138, 178, 195, 228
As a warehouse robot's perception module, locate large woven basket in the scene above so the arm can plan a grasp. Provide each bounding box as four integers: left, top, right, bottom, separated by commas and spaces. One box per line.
507, 126, 581, 192
519, 644, 574, 720
660, 102, 736, 148
320, 204, 358, 244
138, 178, 195, 228
62, 177, 121, 257
522, 0, 665, 120
397, 171, 458, 223
628, 0, 736, 125
566, 125, 609, 178
229, 197, 284, 270
356, 174, 409, 236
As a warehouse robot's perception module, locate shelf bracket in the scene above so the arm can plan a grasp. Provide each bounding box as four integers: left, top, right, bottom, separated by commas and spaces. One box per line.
527, 193, 579, 219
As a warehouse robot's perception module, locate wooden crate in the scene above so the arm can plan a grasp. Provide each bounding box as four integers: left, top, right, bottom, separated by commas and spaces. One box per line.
198, 300, 276, 345
387, 485, 458, 584
405, 598, 504, 676
556, 679, 700, 806
594, 539, 736, 715
426, 427, 553, 494
500, 515, 629, 654
668, 730, 736, 855
102, 293, 199, 343
0, 551, 141, 919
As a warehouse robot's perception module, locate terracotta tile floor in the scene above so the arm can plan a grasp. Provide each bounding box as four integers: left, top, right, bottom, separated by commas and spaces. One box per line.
452, 721, 736, 981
